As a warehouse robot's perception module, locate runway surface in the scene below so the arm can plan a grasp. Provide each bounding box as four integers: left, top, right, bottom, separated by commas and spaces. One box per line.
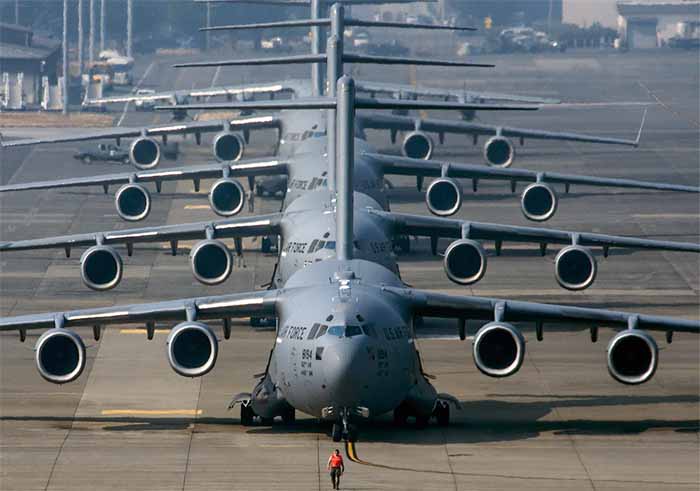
0, 50, 698, 490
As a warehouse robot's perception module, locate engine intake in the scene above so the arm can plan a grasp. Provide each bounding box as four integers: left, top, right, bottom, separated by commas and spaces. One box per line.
115, 183, 151, 221
521, 183, 558, 222
129, 136, 161, 170
483, 136, 515, 167
212, 131, 245, 162
607, 330, 658, 385
35, 329, 86, 384
189, 239, 232, 285
166, 322, 218, 377
555, 245, 597, 291
80, 245, 123, 291
473, 322, 525, 378
443, 239, 487, 285
401, 131, 433, 160
208, 178, 245, 217
425, 178, 462, 217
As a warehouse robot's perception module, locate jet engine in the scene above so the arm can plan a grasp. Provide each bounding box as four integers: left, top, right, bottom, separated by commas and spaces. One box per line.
80, 245, 123, 291
483, 136, 515, 167
554, 245, 597, 291
443, 239, 487, 285
208, 178, 246, 217
189, 239, 233, 285
607, 330, 658, 385
34, 328, 86, 384
472, 322, 525, 377
166, 322, 218, 377
212, 131, 245, 162
401, 131, 433, 160
520, 183, 558, 222
129, 136, 161, 170
115, 183, 151, 221
425, 178, 463, 217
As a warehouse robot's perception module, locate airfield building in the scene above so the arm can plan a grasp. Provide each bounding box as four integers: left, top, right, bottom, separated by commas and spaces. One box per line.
617, 0, 700, 48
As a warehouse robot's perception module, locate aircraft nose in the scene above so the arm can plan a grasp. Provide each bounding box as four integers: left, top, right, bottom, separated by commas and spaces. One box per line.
324, 338, 371, 406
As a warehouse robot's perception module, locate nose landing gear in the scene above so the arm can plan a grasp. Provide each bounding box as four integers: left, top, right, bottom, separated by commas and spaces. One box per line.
331, 408, 359, 442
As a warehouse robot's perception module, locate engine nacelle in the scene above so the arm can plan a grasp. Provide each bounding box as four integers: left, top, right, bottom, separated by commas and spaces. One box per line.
189, 239, 232, 285
115, 183, 151, 221
129, 136, 161, 170
483, 136, 515, 167
607, 330, 658, 385
401, 131, 434, 160
520, 182, 558, 222
425, 178, 463, 217
80, 245, 123, 291
208, 178, 245, 217
554, 245, 597, 291
472, 322, 525, 378
212, 131, 245, 162
166, 322, 218, 377
443, 239, 487, 285
35, 328, 86, 384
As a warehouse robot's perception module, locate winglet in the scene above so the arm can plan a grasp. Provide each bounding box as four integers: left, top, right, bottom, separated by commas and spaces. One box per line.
634, 108, 648, 147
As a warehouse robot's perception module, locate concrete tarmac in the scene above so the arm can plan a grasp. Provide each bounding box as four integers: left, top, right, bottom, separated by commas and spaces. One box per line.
0, 50, 698, 490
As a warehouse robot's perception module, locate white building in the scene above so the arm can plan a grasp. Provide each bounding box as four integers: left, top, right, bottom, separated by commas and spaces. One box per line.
617, 0, 700, 48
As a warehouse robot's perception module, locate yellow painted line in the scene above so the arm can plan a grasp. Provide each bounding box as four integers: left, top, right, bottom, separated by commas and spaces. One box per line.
101, 409, 202, 416
632, 213, 699, 219
120, 328, 170, 334
184, 205, 212, 210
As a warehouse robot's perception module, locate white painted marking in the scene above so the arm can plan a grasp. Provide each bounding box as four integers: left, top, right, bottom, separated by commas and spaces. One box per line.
68, 311, 130, 321
107, 231, 159, 239
216, 219, 271, 229
200, 297, 264, 310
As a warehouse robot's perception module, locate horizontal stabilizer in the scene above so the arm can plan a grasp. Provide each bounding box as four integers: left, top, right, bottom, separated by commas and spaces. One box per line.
175, 53, 492, 69
201, 18, 475, 32
156, 97, 538, 112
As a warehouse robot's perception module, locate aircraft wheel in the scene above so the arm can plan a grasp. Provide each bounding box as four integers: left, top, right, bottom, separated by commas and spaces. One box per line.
415, 414, 430, 429
435, 402, 450, 427
331, 423, 343, 442
393, 403, 409, 426
240, 404, 255, 426
261, 237, 272, 253
346, 424, 359, 443
282, 406, 296, 425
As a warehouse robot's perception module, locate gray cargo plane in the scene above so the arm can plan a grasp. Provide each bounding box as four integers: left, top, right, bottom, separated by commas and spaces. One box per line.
0, 77, 697, 443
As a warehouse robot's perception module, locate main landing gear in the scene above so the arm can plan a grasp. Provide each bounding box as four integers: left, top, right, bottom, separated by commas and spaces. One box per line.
239, 403, 296, 426
393, 401, 450, 428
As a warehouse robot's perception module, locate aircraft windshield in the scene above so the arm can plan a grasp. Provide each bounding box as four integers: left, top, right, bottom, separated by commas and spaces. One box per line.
326, 325, 363, 338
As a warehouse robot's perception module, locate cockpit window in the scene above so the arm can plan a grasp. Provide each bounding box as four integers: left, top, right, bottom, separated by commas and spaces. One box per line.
327, 325, 344, 337
325, 241, 336, 250
316, 324, 328, 338
345, 325, 362, 337
307, 323, 320, 340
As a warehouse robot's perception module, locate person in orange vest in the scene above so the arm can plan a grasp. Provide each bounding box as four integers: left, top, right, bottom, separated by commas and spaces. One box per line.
327, 448, 345, 489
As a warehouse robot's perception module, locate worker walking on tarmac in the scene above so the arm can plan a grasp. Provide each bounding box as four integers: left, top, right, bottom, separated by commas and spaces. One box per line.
327, 448, 345, 489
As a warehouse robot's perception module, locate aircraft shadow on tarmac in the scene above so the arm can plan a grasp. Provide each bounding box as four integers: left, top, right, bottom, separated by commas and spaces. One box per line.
2, 394, 697, 444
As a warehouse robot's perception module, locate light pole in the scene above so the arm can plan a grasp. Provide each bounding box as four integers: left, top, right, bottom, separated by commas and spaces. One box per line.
78, 0, 84, 74
99, 0, 105, 52
127, 0, 133, 58
62, 0, 69, 114
89, 0, 95, 62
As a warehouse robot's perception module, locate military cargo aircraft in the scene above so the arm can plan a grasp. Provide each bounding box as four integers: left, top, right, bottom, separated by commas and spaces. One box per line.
1, 78, 697, 443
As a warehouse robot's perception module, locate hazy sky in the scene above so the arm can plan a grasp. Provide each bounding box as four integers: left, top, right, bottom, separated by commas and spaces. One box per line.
563, 0, 619, 27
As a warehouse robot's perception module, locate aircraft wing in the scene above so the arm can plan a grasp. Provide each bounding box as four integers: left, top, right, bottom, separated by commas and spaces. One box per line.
391, 287, 700, 334
0, 115, 280, 148
366, 153, 699, 193
0, 213, 283, 254
0, 289, 280, 332
377, 211, 700, 254
0, 158, 288, 194
84, 81, 307, 106
358, 113, 643, 147
356, 81, 561, 105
